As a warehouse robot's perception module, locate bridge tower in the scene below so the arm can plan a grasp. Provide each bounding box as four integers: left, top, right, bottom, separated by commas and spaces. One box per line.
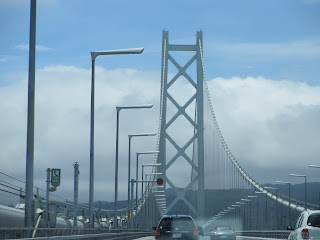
158, 30, 205, 221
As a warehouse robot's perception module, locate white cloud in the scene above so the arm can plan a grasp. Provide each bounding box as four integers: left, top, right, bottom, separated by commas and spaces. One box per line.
206, 76, 320, 183
0, 65, 160, 203
1, 66, 320, 203
0, 58, 7, 63
16, 44, 55, 51
210, 39, 320, 59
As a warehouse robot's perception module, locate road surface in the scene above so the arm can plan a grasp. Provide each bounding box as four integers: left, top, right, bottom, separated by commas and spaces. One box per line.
133, 236, 281, 240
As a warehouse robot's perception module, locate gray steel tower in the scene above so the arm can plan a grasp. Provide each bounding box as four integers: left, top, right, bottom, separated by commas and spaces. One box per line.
158, 30, 205, 221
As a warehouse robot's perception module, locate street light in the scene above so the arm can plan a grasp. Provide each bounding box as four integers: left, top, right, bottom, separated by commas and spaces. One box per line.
309, 165, 320, 168
290, 173, 307, 210
232, 205, 241, 230
142, 164, 161, 197
265, 186, 278, 230
248, 195, 258, 230
89, 47, 144, 227
309, 165, 320, 208
127, 133, 157, 220
276, 180, 291, 227
114, 105, 154, 227
241, 199, 251, 230
135, 151, 159, 212
255, 191, 268, 229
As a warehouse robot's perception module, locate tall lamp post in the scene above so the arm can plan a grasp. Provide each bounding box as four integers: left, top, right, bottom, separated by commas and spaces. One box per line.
127, 133, 156, 226
265, 186, 278, 230
89, 47, 144, 227
276, 180, 291, 226
290, 173, 307, 210
255, 192, 268, 229
232, 205, 240, 230
114, 104, 153, 227
142, 164, 161, 197
248, 195, 258, 230
309, 165, 320, 208
145, 172, 162, 228
309, 165, 320, 169
25, 0, 37, 231
236, 202, 245, 230
135, 151, 159, 212
241, 199, 251, 230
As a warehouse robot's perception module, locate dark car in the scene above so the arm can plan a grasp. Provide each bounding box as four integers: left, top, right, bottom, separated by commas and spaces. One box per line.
155, 215, 200, 239
208, 226, 236, 240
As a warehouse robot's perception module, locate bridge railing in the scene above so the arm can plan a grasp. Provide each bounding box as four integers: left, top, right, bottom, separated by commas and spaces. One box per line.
0, 227, 152, 239
236, 230, 291, 239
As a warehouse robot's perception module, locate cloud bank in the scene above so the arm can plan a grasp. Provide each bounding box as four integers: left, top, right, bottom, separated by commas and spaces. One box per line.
0, 66, 319, 203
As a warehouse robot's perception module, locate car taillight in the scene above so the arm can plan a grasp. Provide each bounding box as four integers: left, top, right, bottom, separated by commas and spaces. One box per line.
212, 232, 218, 234
155, 227, 161, 239
230, 232, 235, 234
194, 227, 199, 239
302, 228, 309, 239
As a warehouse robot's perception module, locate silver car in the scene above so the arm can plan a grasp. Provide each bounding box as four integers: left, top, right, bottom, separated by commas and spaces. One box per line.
207, 226, 236, 240
288, 210, 320, 240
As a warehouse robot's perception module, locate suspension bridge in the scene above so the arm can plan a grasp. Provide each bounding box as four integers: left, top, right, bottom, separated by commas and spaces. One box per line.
0, 28, 319, 239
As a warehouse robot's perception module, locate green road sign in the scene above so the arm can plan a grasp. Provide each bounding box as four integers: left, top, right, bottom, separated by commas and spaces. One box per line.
51, 168, 61, 187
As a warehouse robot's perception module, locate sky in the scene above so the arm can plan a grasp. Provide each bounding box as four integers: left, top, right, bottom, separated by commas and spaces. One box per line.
0, 0, 320, 204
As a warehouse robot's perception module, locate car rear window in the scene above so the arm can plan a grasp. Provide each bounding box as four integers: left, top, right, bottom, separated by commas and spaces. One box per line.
214, 226, 231, 231
159, 217, 195, 231
308, 213, 320, 227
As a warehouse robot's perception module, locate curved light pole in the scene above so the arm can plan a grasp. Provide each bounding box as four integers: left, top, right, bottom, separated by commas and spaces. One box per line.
290, 173, 307, 210
248, 195, 258, 230
127, 133, 156, 225
255, 191, 268, 229
232, 205, 240, 230
276, 180, 291, 226
309, 165, 320, 208
236, 201, 246, 230
309, 165, 320, 168
142, 164, 161, 198
265, 186, 278, 230
89, 47, 144, 227
241, 199, 251, 230
135, 151, 159, 210
114, 104, 153, 227
134, 151, 159, 228
143, 171, 162, 228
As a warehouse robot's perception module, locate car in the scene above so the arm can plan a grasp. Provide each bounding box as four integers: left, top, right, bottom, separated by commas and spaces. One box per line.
288, 210, 320, 240
154, 215, 201, 239
207, 226, 236, 240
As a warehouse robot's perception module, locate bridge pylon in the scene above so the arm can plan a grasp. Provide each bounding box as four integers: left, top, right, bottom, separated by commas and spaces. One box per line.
158, 30, 205, 222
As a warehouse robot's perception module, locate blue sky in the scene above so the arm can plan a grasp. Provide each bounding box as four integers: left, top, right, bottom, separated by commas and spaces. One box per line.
1, 0, 319, 83
0, 0, 320, 203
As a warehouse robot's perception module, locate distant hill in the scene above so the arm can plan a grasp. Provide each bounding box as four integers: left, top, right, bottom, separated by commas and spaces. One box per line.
86, 182, 320, 219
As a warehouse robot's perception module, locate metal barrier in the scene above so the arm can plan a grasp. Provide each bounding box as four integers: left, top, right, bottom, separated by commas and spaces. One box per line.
0, 228, 153, 239
236, 230, 291, 239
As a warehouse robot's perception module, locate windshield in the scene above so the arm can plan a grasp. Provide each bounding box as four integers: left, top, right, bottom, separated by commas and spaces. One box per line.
160, 217, 195, 231
214, 226, 232, 231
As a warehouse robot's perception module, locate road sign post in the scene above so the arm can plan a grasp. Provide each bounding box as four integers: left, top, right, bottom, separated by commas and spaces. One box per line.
51, 169, 61, 187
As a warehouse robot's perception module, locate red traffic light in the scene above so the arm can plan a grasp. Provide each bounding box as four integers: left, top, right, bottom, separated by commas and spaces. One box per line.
156, 178, 164, 185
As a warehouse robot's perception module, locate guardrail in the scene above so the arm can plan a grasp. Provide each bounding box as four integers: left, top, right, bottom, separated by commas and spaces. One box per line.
236, 230, 290, 239
0, 228, 153, 239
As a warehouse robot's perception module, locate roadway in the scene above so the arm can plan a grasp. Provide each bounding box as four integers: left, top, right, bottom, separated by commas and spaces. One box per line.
133, 236, 281, 240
